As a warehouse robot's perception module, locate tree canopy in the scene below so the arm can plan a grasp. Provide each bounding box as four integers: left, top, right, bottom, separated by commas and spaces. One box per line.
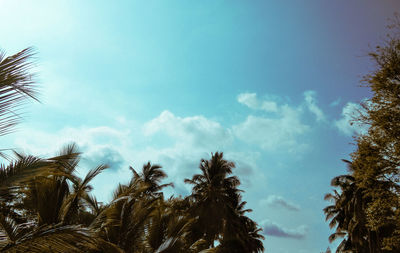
325, 21, 400, 252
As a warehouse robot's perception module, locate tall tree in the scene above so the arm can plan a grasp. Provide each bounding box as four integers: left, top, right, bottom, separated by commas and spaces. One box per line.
325, 19, 400, 252
354, 21, 400, 251
219, 196, 264, 253
324, 168, 372, 252
130, 162, 173, 196
185, 152, 241, 248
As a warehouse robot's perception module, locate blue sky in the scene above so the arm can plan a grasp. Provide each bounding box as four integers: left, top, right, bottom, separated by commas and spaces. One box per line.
1, 0, 399, 252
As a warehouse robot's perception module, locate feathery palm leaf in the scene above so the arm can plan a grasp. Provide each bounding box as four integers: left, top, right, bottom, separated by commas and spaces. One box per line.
0, 47, 38, 136
60, 164, 108, 224
130, 162, 173, 195
0, 154, 47, 190
0, 224, 97, 253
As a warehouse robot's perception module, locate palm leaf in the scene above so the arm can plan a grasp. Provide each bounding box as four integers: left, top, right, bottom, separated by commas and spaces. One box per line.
0, 47, 38, 136
0, 224, 97, 252
0, 154, 48, 190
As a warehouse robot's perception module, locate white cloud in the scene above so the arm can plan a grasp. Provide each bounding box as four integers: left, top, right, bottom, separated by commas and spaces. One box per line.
143, 110, 233, 150
304, 91, 325, 122
234, 91, 330, 152
261, 219, 308, 239
10, 110, 262, 199
330, 97, 341, 107
334, 102, 368, 136
9, 91, 328, 202
232, 105, 309, 151
260, 195, 300, 211
11, 125, 134, 202
142, 111, 258, 194
237, 93, 278, 112
83, 146, 125, 171
13, 126, 130, 170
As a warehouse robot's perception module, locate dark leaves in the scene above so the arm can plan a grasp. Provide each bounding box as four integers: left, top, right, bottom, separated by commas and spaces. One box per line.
0, 47, 38, 136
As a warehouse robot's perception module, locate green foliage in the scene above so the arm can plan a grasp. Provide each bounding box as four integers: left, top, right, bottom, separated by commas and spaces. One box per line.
324, 20, 400, 253
0, 150, 264, 252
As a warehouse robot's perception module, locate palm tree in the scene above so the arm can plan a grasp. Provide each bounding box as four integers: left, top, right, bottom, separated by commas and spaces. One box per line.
324, 165, 371, 252
60, 164, 108, 224
0, 47, 52, 189
19, 144, 108, 226
0, 47, 111, 252
91, 168, 159, 252
144, 198, 195, 253
184, 152, 241, 248
220, 196, 264, 253
130, 162, 173, 196
0, 144, 113, 252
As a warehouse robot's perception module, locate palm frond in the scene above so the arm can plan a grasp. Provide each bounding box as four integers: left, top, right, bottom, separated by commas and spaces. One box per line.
0, 214, 19, 244
328, 231, 347, 243
154, 216, 193, 253
0, 224, 97, 253
0, 47, 39, 136
0, 154, 48, 190
60, 165, 107, 224
83, 193, 102, 215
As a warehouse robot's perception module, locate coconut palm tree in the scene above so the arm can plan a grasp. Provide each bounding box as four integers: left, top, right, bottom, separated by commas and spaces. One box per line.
324, 168, 371, 252
60, 164, 108, 225
0, 144, 116, 253
18, 144, 107, 227
90, 168, 159, 252
0, 48, 103, 251
130, 162, 173, 196
0, 157, 114, 252
220, 196, 264, 253
0, 47, 53, 190
144, 198, 195, 253
184, 152, 241, 248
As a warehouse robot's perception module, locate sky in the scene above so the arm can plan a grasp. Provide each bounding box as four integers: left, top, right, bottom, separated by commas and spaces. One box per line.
1, 0, 399, 252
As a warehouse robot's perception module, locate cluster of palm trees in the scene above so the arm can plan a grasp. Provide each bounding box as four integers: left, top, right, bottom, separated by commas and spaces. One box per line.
0, 48, 265, 252
0, 145, 264, 252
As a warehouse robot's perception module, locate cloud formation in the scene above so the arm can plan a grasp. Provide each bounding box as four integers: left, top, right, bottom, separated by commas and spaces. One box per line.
9, 91, 328, 201
141, 111, 237, 193
234, 91, 331, 152
143, 110, 233, 149
330, 97, 341, 107
233, 105, 309, 151
334, 102, 368, 136
304, 91, 325, 122
261, 195, 300, 211
14, 126, 129, 163
83, 146, 125, 171
141, 111, 265, 194
261, 220, 308, 239
237, 93, 278, 112
11, 109, 261, 198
